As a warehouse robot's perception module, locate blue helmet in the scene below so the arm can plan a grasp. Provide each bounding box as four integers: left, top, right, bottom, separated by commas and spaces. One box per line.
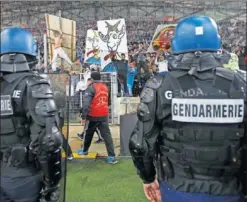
1, 27, 37, 56
171, 16, 221, 54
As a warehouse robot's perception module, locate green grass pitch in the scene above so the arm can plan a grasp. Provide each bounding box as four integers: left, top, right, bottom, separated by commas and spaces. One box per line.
65, 159, 147, 202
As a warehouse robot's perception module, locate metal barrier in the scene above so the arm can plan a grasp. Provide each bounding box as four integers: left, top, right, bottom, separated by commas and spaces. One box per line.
45, 73, 78, 123
43, 73, 71, 202
48, 72, 118, 124
120, 97, 139, 114
45, 72, 141, 125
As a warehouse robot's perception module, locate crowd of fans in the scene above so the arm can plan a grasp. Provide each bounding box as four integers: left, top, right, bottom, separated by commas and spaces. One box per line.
218, 19, 246, 53
35, 18, 246, 98
31, 18, 245, 62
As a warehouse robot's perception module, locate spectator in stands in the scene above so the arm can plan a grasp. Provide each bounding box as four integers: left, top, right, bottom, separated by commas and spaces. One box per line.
133, 42, 138, 50
137, 52, 146, 64
223, 52, 239, 71
121, 53, 128, 64
148, 64, 153, 75
71, 71, 80, 87
128, 43, 133, 51
138, 42, 145, 51
127, 61, 137, 96
115, 53, 128, 96
137, 67, 151, 93
151, 63, 159, 76
236, 47, 246, 71
146, 52, 151, 58
76, 75, 87, 93
155, 51, 168, 73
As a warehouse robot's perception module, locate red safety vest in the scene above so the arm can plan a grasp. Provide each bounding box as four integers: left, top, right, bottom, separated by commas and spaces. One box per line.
244, 55, 247, 63
88, 83, 109, 117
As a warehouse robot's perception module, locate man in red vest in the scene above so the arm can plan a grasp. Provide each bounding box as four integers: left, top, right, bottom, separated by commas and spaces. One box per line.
78, 72, 117, 164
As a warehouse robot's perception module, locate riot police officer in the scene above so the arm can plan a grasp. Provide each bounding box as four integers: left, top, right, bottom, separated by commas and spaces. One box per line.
0, 27, 62, 202
129, 16, 246, 202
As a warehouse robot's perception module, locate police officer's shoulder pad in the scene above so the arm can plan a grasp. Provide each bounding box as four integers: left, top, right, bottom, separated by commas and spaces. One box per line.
3, 72, 33, 83
216, 67, 234, 81
146, 74, 163, 89
137, 103, 150, 121
235, 69, 247, 83
27, 76, 53, 99
27, 76, 50, 86
140, 88, 154, 103
31, 84, 53, 99
35, 99, 57, 117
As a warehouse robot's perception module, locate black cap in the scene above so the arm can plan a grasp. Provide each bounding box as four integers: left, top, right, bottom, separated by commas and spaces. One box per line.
91, 71, 101, 81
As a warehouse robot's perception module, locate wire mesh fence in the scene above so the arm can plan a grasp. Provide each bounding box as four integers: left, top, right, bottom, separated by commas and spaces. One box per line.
45, 72, 140, 126
44, 72, 118, 125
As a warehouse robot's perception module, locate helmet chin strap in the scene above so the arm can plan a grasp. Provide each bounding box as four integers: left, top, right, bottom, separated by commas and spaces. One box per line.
188, 52, 202, 75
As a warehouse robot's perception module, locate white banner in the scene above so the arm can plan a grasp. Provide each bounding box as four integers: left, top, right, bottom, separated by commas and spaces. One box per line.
84, 30, 101, 65
97, 19, 128, 53
172, 98, 244, 123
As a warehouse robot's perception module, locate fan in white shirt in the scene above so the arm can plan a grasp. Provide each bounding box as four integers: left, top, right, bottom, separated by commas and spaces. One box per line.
155, 54, 168, 73
76, 69, 91, 92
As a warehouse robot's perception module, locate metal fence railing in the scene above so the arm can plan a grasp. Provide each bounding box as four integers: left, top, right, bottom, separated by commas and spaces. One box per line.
45, 73, 76, 123
46, 72, 140, 125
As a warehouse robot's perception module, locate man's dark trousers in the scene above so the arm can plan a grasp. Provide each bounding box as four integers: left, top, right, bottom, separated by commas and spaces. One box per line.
83, 120, 115, 157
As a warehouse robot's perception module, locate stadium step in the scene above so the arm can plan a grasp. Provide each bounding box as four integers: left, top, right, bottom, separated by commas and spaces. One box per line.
62, 152, 97, 159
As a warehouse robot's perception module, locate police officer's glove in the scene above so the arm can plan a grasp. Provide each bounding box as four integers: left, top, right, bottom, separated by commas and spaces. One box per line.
40, 183, 60, 202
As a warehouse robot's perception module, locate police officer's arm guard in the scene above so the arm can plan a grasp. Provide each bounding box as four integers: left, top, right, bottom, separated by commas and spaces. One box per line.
80, 84, 95, 119
129, 75, 163, 184
26, 76, 63, 190
235, 71, 247, 196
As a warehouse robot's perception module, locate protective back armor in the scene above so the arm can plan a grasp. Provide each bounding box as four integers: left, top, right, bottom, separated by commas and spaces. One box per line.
1, 73, 62, 190
158, 68, 245, 195
0, 73, 34, 170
